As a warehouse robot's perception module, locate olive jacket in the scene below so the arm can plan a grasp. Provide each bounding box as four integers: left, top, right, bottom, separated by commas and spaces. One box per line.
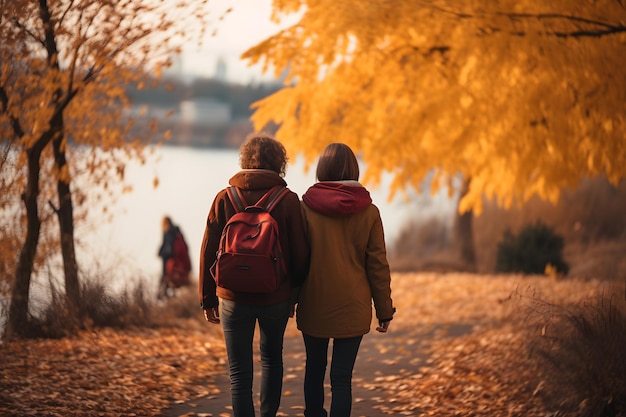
297, 181, 395, 338
199, 169, 310, 309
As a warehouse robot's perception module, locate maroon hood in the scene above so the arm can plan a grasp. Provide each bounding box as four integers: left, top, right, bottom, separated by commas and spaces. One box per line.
302, 181, 372, 216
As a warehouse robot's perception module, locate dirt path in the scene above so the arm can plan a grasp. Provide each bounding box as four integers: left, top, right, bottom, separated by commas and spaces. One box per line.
162, 319, 472, 417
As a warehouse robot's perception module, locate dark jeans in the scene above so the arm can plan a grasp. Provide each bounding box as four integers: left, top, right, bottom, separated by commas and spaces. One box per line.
302, 333, 363, 417
221, 299, 290, 417
157, 258, 172, 300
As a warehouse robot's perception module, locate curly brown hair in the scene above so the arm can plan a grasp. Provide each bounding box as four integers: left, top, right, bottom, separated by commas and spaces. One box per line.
239, 132, 288, 176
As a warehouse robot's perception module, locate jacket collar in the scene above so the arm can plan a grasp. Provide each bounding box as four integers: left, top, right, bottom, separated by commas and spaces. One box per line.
229, 169, 287, 190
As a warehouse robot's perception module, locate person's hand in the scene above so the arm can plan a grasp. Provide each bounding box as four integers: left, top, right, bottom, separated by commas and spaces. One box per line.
376, 320, 390, 333
204, 307, 220, 324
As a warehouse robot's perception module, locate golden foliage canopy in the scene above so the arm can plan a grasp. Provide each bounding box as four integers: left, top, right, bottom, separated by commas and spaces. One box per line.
243, 0, 626, 213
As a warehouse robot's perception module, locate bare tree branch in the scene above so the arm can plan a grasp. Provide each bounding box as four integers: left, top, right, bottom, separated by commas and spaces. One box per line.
65, 4, 86, 102
10, 17, 45, 48
503, 12, 617, 30
418, 2, 626, 39
499, 12, 626, 38
58, 0, 76, 27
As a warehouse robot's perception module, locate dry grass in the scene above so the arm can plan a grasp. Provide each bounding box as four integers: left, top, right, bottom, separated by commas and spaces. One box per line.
565, 240, 626, 279
522, 289, 626, 416
376, 272, 626, 416
13, 272, 200, 339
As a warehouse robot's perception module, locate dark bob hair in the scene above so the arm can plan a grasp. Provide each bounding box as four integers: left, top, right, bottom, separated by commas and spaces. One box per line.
315, 143, 360, 182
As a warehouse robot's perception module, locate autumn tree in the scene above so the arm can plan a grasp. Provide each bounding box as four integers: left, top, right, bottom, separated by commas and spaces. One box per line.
243, 0, 626, 267
0, 0, 209, 338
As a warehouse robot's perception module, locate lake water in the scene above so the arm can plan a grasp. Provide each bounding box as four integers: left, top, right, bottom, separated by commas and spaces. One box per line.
78, 146, 458, 286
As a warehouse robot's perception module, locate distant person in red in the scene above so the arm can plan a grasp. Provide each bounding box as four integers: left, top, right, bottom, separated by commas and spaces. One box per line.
158, 216, 191, 299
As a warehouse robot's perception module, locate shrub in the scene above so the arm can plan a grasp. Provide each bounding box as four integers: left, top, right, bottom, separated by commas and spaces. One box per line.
79, 279, 155, 328
526, 291, 626, 416
20, 276, 204, 339
496, 221, 569, 275
24, 278, 158, 338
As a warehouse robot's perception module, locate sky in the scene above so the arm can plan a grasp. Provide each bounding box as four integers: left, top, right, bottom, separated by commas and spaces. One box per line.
178, 0, 301, 84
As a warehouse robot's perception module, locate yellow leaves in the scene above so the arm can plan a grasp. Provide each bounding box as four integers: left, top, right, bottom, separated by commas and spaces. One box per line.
459, 55, 477, 86
459, 187, 483, 215
270, 0, 304, 21
243, 0, 626, 215
407, 27, 428, 46
587, 149, 595, 172
460, 94, 474, 109
544, 263, 561, 279
508, 65, 523, 86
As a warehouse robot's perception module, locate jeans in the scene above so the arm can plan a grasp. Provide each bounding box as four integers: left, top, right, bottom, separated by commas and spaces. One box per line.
221, 299, 290, 417
302, 333, 363, 417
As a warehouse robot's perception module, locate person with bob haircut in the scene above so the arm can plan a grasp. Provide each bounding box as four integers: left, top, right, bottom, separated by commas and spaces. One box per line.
297, 142, 395, 417
199, 132, 310, 417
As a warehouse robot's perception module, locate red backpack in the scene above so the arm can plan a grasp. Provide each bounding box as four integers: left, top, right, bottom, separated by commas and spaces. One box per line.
165, 230, 192, 288
211, 185, 290, 293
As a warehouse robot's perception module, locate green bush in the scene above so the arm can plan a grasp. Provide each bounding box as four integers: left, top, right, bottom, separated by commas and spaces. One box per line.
496, 221, 569, 275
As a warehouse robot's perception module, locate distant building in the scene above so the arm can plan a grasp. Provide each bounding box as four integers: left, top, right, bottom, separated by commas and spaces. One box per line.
215, 57, 228, 82
124, 104, 174, 120
180, 98, 231, 126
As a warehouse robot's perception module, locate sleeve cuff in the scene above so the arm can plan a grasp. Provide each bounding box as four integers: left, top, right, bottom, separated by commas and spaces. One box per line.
379, 307, 396, 322
201, 297, 219, 309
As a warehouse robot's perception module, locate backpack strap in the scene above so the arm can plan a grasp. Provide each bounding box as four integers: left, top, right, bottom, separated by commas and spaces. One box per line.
226, 186, 247, 213
228, 185, 289, 213
257, 185, 290, 213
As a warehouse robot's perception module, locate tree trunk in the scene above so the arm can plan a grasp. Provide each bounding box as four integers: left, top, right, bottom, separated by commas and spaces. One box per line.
42, 0, 81, 317
6, 149, 42, 339
52, 132, 80, 315
453, 176, 477, 271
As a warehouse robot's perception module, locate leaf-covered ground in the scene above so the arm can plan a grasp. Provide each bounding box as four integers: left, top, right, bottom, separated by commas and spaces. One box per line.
0, 273, 612, 416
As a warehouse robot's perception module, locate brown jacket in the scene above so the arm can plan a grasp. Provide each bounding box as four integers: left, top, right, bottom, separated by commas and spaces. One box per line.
296, 181, 394, 338
199, 169, 310, 308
